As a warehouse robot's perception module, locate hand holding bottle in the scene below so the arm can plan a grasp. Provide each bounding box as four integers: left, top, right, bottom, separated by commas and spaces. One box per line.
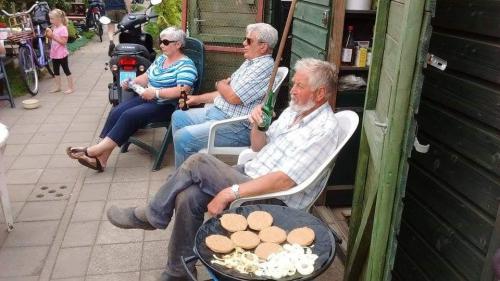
249, 105, 264, 127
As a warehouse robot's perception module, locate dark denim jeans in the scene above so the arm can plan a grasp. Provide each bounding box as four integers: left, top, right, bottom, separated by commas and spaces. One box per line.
145, 153, 251, 277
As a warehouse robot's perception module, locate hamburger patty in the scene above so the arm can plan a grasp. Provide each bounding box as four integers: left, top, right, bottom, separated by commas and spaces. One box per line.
287, 227, 315, 246
220, 213, 247, 232
230, 231, 261, 249
205, 234, 235, 254
254, 242, 283, 260
247, 210, 273, 230
258, 226, 287, 244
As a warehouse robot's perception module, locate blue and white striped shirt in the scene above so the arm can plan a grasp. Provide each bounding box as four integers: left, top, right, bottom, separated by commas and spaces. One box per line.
147, 55, 198, 104
214, 54, 274, 118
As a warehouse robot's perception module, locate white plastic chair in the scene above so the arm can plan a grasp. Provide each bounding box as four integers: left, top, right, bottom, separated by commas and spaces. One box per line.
0, 123, 14, 231
229, 110, 359, 211
202, 66, 289, 156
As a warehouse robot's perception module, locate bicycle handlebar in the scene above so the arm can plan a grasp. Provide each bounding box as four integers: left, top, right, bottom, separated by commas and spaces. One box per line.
1, 1, 48, 17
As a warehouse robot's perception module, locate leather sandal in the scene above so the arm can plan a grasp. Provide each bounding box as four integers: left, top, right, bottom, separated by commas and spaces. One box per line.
66, 146, 87, 159
77, 153, 104, 172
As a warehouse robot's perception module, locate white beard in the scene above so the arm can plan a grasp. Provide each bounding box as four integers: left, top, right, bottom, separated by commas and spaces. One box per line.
290, 98, 315, 114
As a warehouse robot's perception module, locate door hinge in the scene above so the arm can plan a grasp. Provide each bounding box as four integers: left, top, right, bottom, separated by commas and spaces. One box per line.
426, 53, 447, 71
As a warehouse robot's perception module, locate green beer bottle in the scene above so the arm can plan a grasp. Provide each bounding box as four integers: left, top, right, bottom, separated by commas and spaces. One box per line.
258, 89, 275, 131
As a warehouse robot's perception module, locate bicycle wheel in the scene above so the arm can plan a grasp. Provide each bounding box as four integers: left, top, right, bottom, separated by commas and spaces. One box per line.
18, 45, 39, 95
94, 13, 103, 42
46, 59, 55, 77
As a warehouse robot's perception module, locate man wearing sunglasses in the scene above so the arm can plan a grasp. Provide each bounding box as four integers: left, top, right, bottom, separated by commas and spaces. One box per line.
170, 23, 278, 167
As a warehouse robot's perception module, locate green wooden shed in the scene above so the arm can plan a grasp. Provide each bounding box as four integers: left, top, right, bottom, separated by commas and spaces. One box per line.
183, 1, 500, 280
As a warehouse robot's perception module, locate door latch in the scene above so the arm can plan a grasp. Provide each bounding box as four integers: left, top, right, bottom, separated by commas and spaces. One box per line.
426, 53, 447, 71
322, 10, 329, 26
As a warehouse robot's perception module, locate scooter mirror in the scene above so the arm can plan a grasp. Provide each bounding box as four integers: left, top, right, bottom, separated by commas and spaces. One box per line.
99, 16, 111, 25
150, 0, 162, 5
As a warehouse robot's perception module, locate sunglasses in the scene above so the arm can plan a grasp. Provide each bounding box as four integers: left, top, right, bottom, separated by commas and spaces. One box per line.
160, 39, 177, 46
245, 37, 265, 45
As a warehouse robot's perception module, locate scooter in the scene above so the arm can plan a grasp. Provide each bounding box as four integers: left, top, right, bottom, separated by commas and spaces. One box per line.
100, 0, 162, 106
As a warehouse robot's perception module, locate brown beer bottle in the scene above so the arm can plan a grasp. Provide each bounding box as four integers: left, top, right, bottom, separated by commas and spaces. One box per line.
178, 85, 189, 111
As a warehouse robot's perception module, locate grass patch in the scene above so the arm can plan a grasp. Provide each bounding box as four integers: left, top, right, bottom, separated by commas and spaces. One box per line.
68, 31, 94, 53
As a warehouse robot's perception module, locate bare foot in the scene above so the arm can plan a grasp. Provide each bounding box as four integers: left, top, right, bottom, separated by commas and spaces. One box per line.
50, 88, 61, 93
64, 89, 74, 94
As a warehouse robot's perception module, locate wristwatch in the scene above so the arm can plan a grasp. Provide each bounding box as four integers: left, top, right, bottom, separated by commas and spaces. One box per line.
230, 184, 240, 199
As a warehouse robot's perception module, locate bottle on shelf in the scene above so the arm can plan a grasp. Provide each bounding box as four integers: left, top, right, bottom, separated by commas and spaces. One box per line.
341, 25, 356, 65
178, 85, 189, 111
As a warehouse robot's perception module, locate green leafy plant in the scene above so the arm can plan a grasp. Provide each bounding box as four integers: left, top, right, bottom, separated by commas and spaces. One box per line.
67, 20, 78, 42
155, 0, 182, 29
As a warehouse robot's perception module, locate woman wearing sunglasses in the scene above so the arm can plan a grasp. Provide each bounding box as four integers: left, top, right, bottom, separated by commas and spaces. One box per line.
66, 27, 198, 172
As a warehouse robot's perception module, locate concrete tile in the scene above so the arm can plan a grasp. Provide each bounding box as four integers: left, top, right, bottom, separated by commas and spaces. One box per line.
0, 202, 24, 223
7, 133, 34, 145
141, 241, 169, 270
9, 124, 40, 134
102, 199, 147, 221
148, 181, 165, 200
72, 114, 102, 123
30, 132, 64, 144
139, 270, 163, 281
4, 220, 59, 246
22, 143, 58, 155
4, 144, 25, 156
67, 122, 98, 133
50, 278, 84, 281
149, 166, 174, 182
61, 131, 96, 143
84, 167, 114, 183
37, 123, 69, 134
52, 247, 92, 279
3, 155, 16, 170
113, 167, 150, 182
78, 107, 106, 116
144, 226, 173, 242
6, 169, 43, 184
51, 106, 79, 114
62, 221, 99, 248
96, 221, 144, 244
7, 184, 35, 202
44, 113, 76, 124
109, 181, 148, 200
0, 246, 49, 277
17, 201, 67, 221
196, 264, 211, 281
71, 201, 105, 222
115, 153, 152, 168
87, 243, 142, 275
15, 115, 47, 125
27, 183, 74, 201
0, 276, 39, 281
39, 167, 80, 183
47, 155, 80, 168
11, 155, 51, 169
78, 183, 110, 201
86, 272, 140, 281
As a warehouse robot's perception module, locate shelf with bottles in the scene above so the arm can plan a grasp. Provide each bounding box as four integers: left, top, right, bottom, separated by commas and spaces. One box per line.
340, 65, 369, 71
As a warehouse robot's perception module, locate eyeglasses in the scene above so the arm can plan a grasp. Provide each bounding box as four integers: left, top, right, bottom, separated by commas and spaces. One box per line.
160, 39, 177, 46
245, 37, 265, 45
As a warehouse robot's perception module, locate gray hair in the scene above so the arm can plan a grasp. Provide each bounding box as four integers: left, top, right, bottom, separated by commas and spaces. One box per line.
294, 58, 338, 97
160, 27, 186, 47
246, 23, 278, 49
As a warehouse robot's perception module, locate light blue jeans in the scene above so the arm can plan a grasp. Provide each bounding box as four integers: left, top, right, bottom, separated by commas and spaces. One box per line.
171, 105, 251, 167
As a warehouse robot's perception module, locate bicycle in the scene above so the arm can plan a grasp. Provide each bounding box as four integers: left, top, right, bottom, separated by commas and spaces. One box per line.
87, 0, 104, 42
1, 1, 54, 95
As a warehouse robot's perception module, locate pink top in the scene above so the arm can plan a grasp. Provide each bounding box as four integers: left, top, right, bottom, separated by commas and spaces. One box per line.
49, 25, 69, 59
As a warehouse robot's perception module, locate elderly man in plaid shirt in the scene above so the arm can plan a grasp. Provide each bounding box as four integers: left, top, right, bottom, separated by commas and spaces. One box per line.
107, 58, 340, 281
171, 23, 277, 167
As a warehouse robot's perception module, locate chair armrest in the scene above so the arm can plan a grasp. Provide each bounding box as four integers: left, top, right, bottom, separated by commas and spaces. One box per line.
236, 148, 257, 165
229, 183, 308, 209
206, 115, 248, 154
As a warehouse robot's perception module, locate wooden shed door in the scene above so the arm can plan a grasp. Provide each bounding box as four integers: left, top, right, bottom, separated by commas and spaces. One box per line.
290, 0, 332, 66
345, 0, 427, 280
392, 0, 500, 280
